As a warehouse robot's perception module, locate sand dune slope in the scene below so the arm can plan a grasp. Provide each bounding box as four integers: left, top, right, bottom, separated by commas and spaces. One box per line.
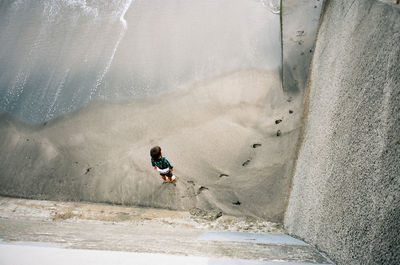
0, 70, 301, 221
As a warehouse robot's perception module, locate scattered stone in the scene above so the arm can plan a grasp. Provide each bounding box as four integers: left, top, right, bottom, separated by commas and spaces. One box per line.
52, 211, 74, 221
252, 143, 262, 148
289, 110, 294, 114
276, 130, 282, 137
43, 122, 47, 126
272, 223, 283, 229
26, 139, 29, 141
85, 167, 92, 174
233, 201, 241, 205
197, 186, 209, 194
275, 119, 282, 125
242, 160, 251, 166
300, 52, 304, 56
219, 174, 229, 178
287, 97, 292, 102
189, 208, 222, 221
310, 49, 313, 53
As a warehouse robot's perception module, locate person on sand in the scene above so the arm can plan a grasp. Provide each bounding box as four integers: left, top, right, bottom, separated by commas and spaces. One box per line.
150, 146, 176, 183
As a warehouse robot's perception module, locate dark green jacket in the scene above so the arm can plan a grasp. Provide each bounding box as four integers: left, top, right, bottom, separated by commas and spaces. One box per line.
151, 157, 173, 170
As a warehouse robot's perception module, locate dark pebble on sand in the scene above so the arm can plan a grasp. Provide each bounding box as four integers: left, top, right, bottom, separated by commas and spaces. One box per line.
199, 186, 208, 191
277, 130, 282, 137
275, 119, 282, 124
242, 160, 251, 166
197, 186, 208, 195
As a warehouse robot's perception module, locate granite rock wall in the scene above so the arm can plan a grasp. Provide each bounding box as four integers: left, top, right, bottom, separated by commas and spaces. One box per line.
284, 0, 400, 264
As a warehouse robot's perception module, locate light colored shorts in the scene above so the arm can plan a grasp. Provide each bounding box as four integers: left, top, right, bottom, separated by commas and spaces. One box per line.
157, 167, 172, 177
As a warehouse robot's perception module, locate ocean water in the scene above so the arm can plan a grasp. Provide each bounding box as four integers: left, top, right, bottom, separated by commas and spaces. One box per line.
0, 0, 281, 123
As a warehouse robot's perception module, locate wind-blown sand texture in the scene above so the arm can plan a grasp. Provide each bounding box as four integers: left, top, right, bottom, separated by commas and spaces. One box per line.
0, 70, 301, 222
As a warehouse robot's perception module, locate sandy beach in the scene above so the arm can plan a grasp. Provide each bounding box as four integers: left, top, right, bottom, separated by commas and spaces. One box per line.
0, 70, 301, 222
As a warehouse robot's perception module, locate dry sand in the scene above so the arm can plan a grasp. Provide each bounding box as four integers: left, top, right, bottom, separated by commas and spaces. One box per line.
0, 69, 302, 222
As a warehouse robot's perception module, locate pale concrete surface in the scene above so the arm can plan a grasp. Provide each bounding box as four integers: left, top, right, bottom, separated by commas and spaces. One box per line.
198, 232, 307, 246
285, 0, 400, 264
0, 244, 332, 265
0, 197, 332, 264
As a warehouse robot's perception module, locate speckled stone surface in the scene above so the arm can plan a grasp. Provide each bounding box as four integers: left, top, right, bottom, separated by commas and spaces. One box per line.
285, 0, 400, 264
